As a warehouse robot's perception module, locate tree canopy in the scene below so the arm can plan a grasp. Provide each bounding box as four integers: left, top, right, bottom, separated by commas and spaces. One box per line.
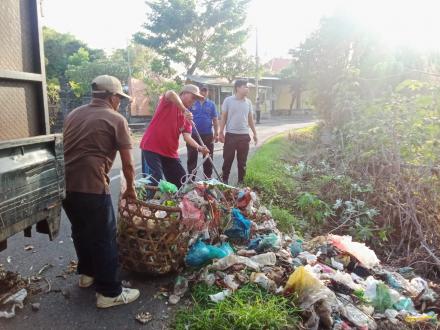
134, 0, 250, 76
43, 27, 105, 83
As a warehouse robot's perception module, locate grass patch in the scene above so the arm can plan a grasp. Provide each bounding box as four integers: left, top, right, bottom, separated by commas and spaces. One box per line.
245, 133, 294, 196
245, 126, 317, 233
173, 284, 301, 330
270, 206, 303, 234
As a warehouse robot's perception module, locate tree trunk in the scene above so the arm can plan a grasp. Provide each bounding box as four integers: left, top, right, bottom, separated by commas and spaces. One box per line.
186, 49, 204, 76
296, 90, 302, 110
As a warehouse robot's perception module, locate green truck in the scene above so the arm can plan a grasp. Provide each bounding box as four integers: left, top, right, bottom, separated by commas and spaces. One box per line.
0, 0, 65, 250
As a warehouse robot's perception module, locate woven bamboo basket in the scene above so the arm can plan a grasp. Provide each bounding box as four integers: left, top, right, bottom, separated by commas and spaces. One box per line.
117, 186, 188, 275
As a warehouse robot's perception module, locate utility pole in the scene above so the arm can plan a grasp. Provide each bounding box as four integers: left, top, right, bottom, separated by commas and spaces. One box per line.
126, 41, 133, 122
255, 28, 261, 124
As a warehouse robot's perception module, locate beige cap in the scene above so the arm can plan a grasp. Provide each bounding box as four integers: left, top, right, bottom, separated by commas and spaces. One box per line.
181, 84, 204, 100
91, 75, 131, 99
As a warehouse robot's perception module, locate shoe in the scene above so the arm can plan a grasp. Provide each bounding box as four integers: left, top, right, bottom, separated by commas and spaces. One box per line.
96, 288, 140, 308
79, 275, 94, 288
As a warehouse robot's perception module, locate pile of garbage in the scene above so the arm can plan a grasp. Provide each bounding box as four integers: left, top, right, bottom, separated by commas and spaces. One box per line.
134, 178, 440, 329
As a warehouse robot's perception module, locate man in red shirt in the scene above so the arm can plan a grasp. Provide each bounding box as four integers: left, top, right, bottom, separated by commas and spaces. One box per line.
140, 84, 209, 187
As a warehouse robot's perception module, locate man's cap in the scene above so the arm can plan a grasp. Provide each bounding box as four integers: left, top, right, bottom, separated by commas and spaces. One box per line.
181, 84, 204, 100
91, 75, 131, 100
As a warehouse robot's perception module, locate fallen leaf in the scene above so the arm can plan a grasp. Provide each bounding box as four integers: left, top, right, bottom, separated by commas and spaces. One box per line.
24, 245, 34, 251
135, 311, 152, 324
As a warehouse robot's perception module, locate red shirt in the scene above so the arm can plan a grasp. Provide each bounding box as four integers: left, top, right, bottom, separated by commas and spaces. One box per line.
140, 96, 192, 158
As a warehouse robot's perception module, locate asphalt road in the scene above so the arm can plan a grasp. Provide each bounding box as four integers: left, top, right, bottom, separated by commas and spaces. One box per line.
0, 116, 313, 330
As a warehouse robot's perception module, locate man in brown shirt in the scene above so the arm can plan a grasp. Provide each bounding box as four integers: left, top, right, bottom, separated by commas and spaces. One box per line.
63, 75, 139, 308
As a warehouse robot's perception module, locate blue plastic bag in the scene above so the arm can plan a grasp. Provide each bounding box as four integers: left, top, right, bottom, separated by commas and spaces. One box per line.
290, 239, 303, 257
224, 208, 252, 240
219, 242, 234, 255
185, 240, 232, 267
247, 233, 280, 252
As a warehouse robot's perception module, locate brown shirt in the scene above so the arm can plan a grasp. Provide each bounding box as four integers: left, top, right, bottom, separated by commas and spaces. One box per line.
63, 98, 132, 194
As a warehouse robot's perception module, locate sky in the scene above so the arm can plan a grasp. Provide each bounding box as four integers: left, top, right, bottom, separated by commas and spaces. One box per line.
41, 0, 440, 63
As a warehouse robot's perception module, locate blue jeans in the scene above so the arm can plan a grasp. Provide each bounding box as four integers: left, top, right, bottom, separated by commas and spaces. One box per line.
142, 150, 186, 188
62, 192, 122, 297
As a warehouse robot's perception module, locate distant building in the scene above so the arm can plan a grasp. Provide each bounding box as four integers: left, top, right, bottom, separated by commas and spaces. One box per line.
128, 77, 152, 117
264, 58, 292, 74
186, 67, 312, 117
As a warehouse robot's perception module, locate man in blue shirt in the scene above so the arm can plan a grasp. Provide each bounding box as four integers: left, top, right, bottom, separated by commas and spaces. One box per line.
187, 86, 219, 179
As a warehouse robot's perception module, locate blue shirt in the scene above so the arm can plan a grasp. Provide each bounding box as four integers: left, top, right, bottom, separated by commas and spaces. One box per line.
190, 99, 218, 135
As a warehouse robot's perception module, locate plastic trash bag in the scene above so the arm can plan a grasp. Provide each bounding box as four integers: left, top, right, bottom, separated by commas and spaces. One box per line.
0, 289, 27, 319
393, 297, 416, 313
158, 180, 178, 194
328, 234, 380, 269
373, 283, 394, 313
404, 312, 437, 324
185, 240, 232, 267
180, 196, 205, 231
248, 233, 280, 252
211, 254, 260, 271
219, 242, 234, 256
250, 272, 277, 292
250, 252, 276, 266
209, 289, 231, 303
224, 208, 252, 240
290, 239, 303, 257
284, 266, 336, 308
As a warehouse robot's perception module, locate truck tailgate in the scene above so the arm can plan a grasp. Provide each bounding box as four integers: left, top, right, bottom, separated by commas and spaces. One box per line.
0, 134, 65, 245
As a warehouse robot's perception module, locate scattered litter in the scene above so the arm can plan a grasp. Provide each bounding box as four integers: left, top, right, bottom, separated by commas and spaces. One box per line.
0, 289, 27, 319
37, 263, 53, 276
135, 311, 152, 324
116, 178, 439, 329
24, 245, 34, 251
211, 255, 260, 272
250, 252, 276, 266
224, 208, 252, 240
169, 276, 189, 304
329, 234, 380, 269
66, 260, 78, 274
209, 289, 231, 303
250, 272, 276, 292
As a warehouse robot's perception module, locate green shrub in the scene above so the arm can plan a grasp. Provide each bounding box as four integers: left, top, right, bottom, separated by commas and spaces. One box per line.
270, 206, 303, 234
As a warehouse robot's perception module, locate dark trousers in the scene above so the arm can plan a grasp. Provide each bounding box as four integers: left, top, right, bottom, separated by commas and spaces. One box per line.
187, 134, 214, 179
256, 111, 261, 124
142, 150, 186, 188
141, 151, 151, 177
62, 192, 122, 297
222, 133, 251, 184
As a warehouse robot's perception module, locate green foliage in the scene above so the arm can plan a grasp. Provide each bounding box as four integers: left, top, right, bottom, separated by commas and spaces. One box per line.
143, 77, 183, 110
173, 283, 301, 330
66, 59, 129, 97
295, 192, 333, 226
43, 27, 104, 82
67, 47, 90, 67
270, 206, 302, 234
43, 27, 86, 80
332, 198, 380, 241
211, 48, 255, 82
46, 78, 60, 105
134, 0, 250, 76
